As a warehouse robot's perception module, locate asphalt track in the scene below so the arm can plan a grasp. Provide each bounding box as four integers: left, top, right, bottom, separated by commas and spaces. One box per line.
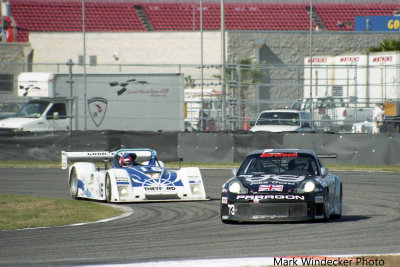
0, 168, 399, 266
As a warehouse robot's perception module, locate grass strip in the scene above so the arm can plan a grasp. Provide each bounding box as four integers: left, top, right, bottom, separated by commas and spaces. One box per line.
0, 194, 123, 230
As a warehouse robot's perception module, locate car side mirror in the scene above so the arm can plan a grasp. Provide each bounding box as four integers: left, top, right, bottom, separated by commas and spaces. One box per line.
321, 167, 329, 177
46, 111, 59, 120
232, 167, 238, 176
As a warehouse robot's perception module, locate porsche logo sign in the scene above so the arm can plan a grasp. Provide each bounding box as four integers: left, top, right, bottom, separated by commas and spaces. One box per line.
88, 97, 107, 127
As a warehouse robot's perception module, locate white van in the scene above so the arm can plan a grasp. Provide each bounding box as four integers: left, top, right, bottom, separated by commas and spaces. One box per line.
250, 109, 315, 132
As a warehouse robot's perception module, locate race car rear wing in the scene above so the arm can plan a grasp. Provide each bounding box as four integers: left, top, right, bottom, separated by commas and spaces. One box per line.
61, 149, 155, 169
61, 151, 114, 169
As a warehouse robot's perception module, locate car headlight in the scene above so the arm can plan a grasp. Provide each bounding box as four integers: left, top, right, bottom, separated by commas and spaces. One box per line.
118, 186, 129, 197
228, 181, 248, 194
303, 181, 316, 193
190, 184, 201, 194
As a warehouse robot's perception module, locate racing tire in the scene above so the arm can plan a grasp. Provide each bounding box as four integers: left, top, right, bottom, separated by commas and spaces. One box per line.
321, 192, 330, 222
331, 184, 343, 219
69, 168, 79, 200
221, 217, 238, 224
105, 174, 112, 203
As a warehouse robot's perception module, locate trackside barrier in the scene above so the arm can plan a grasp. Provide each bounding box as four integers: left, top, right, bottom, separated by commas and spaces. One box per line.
0, 131, 399, 166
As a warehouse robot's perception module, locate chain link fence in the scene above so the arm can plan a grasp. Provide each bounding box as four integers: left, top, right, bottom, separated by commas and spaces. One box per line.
1, 61, 399, 133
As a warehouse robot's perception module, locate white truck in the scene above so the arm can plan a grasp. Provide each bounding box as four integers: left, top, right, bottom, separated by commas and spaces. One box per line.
294, 96, 373, 132
0, 97, 70, 133
0, 72, 185, 133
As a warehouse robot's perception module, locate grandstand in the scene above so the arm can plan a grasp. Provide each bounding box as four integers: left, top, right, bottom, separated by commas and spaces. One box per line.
7, 0, 400, 42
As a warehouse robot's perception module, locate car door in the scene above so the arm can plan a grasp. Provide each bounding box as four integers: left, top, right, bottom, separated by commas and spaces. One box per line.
45, 103, 68, 131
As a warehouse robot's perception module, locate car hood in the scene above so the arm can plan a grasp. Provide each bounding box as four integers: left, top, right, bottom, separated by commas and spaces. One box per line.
0, 117, 35, 128
237, 174, 312, 193
124, 166, 184, 187
249, 125, 300, 132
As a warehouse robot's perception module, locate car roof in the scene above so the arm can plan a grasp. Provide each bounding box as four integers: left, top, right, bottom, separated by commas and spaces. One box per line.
259, 109, 309, 114
247, 148, 318, 157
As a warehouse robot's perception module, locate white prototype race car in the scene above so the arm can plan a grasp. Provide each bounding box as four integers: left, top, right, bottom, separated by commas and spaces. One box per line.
61, 148, 207, 202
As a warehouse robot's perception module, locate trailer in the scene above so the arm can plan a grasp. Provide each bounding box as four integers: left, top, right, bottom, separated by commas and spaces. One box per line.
304, 51, 400, 102
0, 72, 184, 133
304, 51, 400, 132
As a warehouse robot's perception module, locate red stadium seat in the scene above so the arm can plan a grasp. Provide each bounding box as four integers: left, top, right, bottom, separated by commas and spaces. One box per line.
7, 1, 400, 42
313, 3, 400, 31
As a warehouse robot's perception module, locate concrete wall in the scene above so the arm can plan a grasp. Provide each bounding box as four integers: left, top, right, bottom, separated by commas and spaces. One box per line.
28, 31, 223, 75
0, 131, 398, 166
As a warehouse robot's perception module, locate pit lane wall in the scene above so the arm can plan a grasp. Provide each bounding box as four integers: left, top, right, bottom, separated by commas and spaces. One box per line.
0, 131, 398, 166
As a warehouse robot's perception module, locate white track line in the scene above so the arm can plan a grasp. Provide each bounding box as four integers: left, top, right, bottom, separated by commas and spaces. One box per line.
85, 254, 400, 267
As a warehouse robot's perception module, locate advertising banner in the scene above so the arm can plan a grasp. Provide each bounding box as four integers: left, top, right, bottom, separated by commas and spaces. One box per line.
355, 16, 400, 32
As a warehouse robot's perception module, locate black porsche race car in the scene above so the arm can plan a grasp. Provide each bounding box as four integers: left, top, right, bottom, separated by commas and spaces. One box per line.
220, 149, 342, 223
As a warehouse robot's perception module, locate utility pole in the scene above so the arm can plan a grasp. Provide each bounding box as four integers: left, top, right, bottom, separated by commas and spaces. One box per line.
221, 0, 226, 130
67, 59, 74, 132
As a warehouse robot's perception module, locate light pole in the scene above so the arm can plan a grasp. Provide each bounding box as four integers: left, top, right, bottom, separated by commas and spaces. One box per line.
82, 0, 87, 130
200, 0, 204, 131
221, 0, 226, 130
309, 0, 313, 117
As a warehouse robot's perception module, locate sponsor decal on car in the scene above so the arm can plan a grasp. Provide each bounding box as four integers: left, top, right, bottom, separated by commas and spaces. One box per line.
144, 186, 176, 191
259, 184, 283, 192
245, 176, 303, 183
260, 152, 298, 158
237, 195, 305, 200
131, 170, 184, 188
251, 180, 296, 185
228, 204, 236, 215
86, 152, 109, 156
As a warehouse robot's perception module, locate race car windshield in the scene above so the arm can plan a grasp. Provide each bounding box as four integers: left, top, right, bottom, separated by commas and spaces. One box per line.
237, 152, 320, 176
116, 151, 153, 167
256, 112, 300, 126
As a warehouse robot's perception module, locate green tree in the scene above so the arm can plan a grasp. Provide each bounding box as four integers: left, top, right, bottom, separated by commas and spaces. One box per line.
368, 38, 400, 52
